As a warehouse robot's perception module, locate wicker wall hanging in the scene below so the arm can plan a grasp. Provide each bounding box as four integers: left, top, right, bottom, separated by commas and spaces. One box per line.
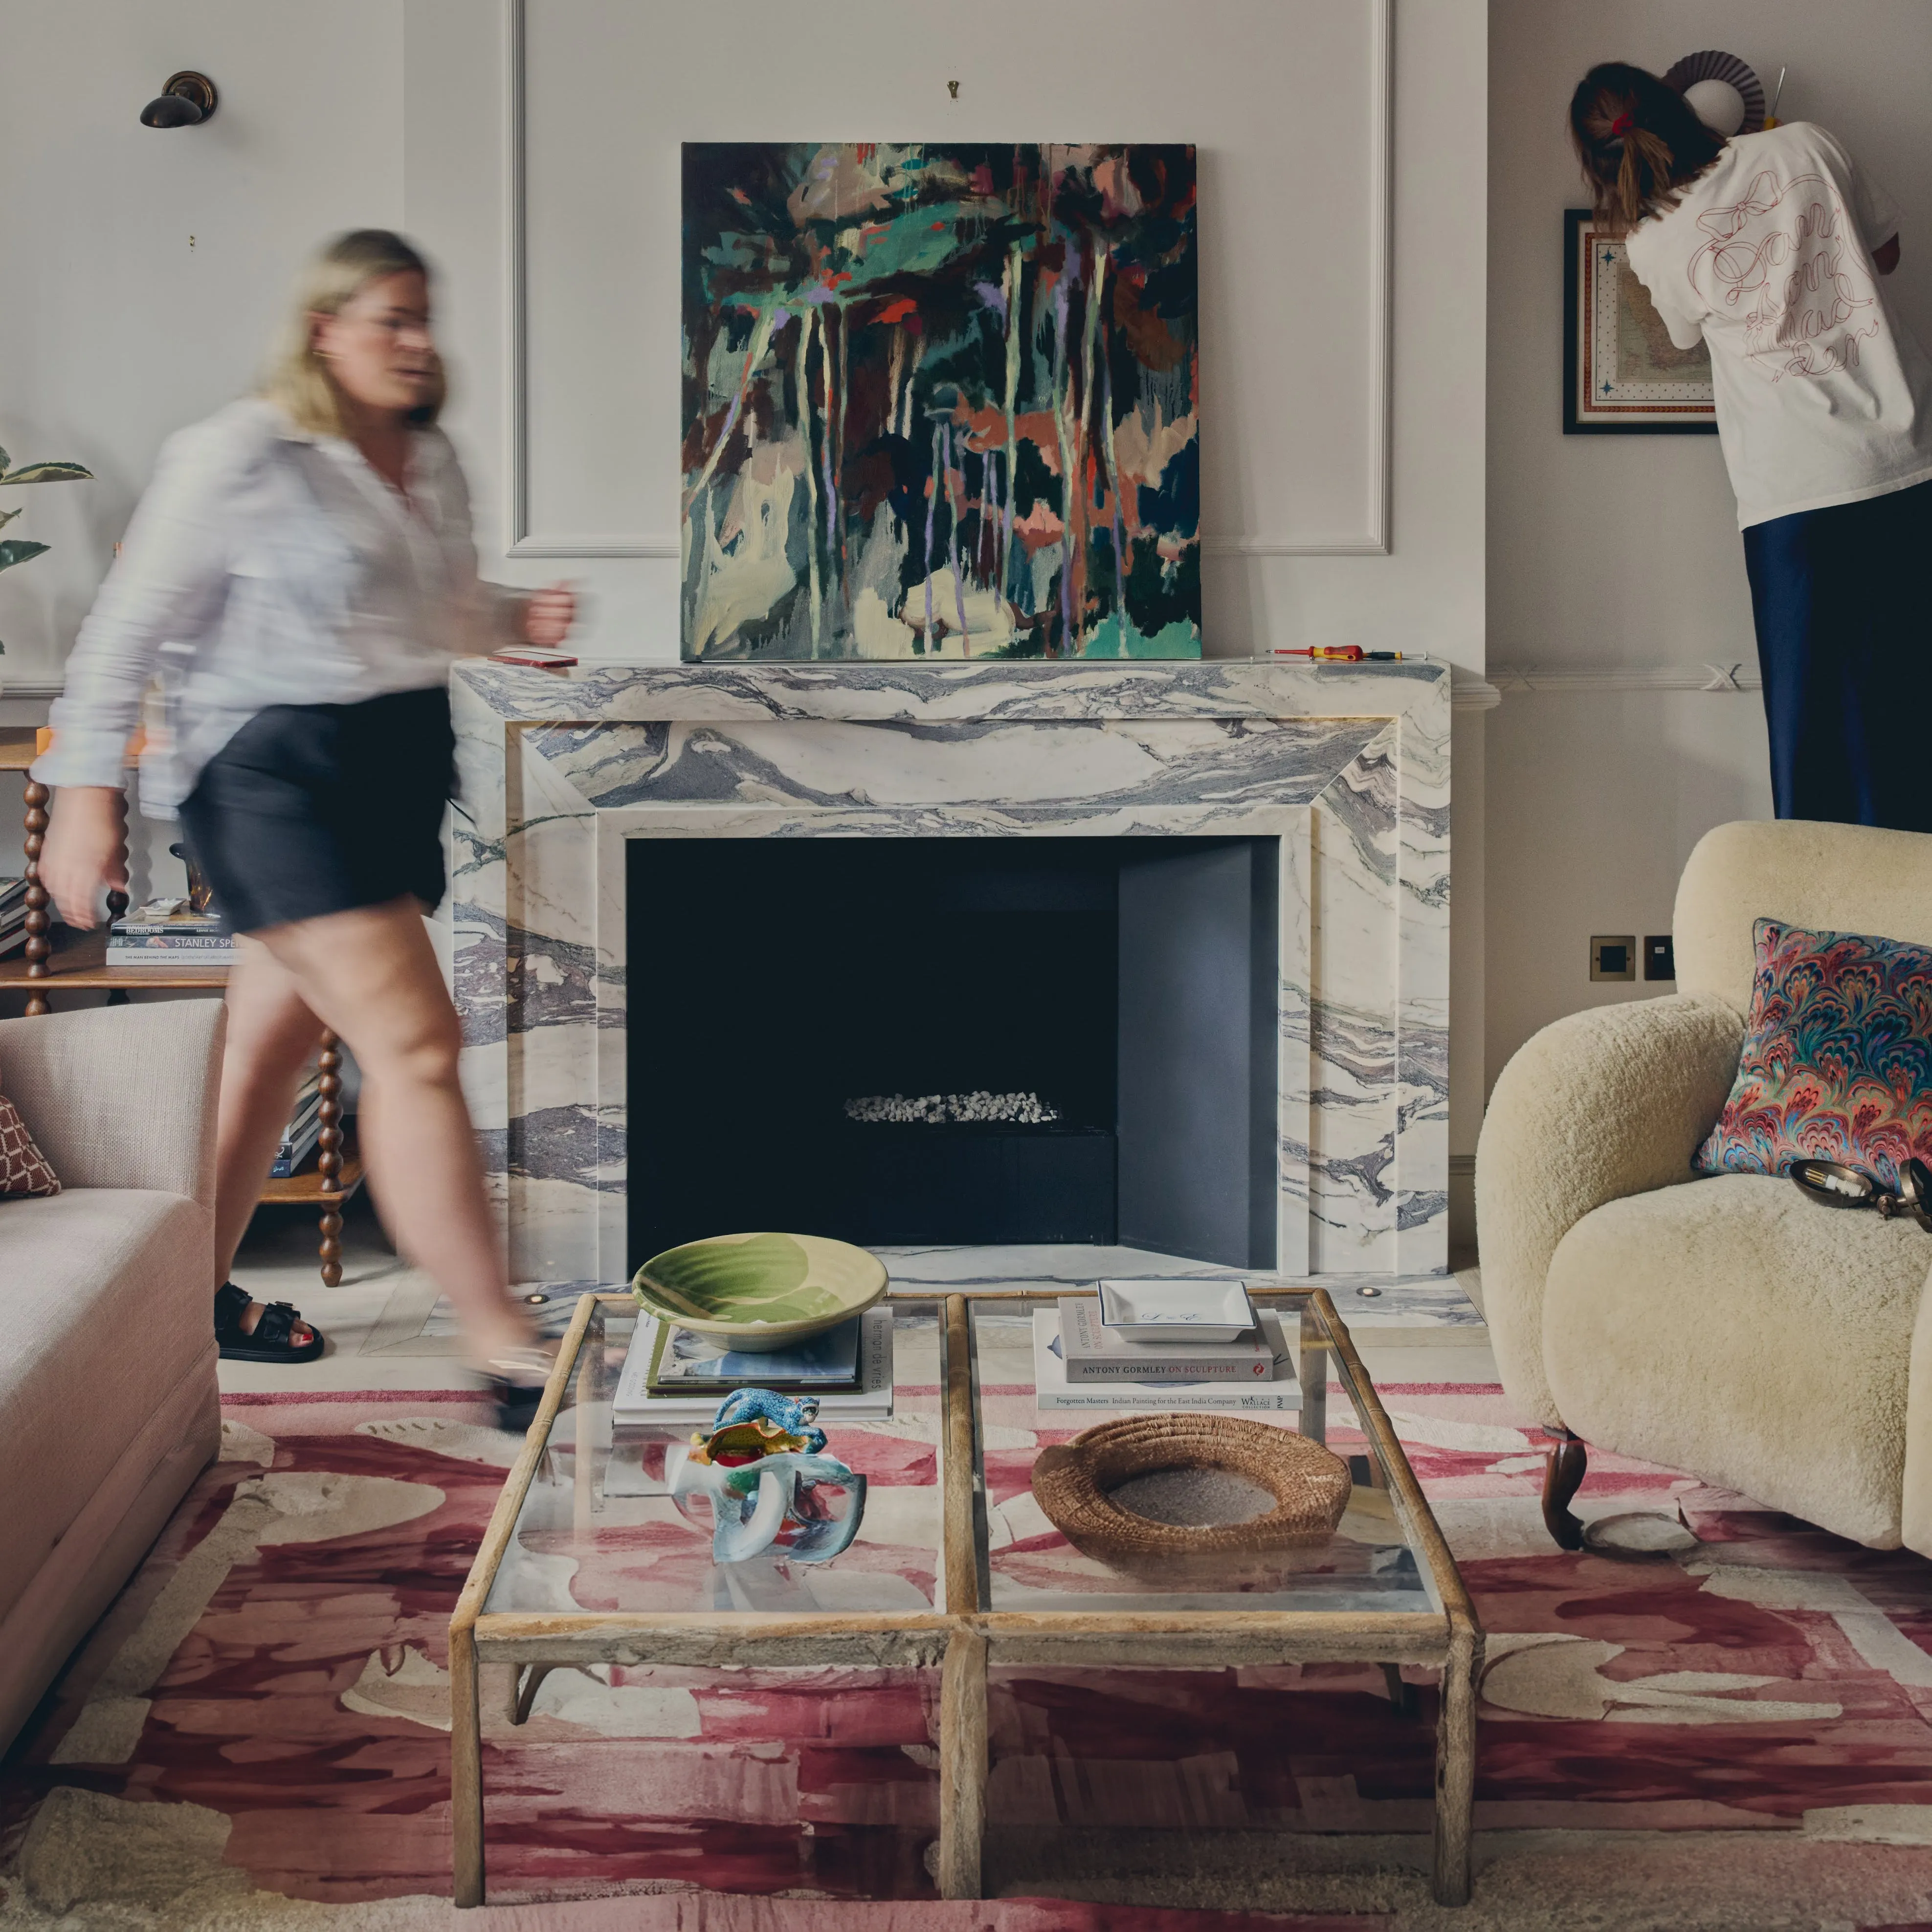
1030, 1412, 1353, 1583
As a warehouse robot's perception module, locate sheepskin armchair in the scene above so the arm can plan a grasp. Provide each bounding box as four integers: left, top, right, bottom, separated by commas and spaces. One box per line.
1477, 819, 1932, 1554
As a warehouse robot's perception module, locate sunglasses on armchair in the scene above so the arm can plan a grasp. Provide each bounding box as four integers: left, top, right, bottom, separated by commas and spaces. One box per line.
1790, 1156, 1932, 1232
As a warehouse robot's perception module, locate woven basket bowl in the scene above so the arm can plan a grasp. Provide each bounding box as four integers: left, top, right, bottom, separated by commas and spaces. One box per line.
1030, 1412, 1353, 1583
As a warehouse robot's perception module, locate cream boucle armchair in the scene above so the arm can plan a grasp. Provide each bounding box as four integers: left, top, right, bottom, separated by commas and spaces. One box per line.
1477, 819, 1932, 1554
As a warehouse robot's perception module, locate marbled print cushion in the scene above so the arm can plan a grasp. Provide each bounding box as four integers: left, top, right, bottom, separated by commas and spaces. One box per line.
1694, 918, 1932, 1188
0, 1084, 60, 1196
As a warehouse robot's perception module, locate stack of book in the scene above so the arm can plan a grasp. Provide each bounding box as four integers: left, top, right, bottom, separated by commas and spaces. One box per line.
1034, 1295, 1300, 1413
614, 1307, 895, 1427
270, 1069, 325, 1179
0, 878, 26, 959
106, 898, 234, 966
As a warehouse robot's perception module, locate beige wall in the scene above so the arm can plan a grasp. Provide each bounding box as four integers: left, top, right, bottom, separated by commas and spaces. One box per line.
4, 2, 1495, 1180
1484, 0, 1932, 1095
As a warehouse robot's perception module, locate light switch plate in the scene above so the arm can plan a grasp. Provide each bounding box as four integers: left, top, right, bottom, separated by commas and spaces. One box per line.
1591, 934, 1637, 982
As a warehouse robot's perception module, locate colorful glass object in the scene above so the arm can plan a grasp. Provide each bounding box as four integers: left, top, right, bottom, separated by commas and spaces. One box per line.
669, 1390, 866, 1565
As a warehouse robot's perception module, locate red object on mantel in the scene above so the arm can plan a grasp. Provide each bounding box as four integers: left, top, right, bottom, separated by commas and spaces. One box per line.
489, 647, 577, 671
1273, 646, 1407, 662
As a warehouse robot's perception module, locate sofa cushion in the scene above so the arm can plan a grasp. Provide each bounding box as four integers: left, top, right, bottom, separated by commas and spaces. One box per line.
1544, 1173, 1932, 1549
1694, 919, 1932, 1189
0, 1188, 215, 1625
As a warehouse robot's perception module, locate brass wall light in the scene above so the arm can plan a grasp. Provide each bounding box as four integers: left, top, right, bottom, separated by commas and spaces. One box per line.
140, 72, 218, 128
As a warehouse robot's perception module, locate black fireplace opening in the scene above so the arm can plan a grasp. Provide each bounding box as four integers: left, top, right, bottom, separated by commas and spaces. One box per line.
626, 834, 1279, 1270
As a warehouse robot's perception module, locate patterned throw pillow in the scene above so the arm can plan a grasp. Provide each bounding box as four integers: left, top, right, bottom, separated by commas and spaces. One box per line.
1694, 919, 1932, 1187
0, 1085, 61, 1196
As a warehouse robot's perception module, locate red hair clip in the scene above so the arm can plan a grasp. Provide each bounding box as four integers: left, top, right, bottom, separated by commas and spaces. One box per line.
1610, 111, 1635, 136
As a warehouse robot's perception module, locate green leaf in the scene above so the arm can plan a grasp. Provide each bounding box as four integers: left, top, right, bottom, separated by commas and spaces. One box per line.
0, 507, 18, 530
0, 460, 93, 485
0, 540, 50, 573
0, 447, 10, 473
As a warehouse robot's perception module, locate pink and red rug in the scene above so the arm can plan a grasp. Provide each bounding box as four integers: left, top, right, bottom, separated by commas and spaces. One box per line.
7, 1382, 1932, 1929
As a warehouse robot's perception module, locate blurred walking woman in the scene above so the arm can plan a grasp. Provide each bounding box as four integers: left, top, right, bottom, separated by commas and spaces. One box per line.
36, 229, 573, 1415
1571, 65, 1932, 830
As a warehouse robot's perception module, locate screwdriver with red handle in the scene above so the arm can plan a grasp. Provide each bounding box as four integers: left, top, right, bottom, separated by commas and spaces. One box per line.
1273, 646, 1406, 661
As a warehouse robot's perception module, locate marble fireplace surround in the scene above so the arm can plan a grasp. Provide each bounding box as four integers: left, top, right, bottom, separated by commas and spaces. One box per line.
450, 658, 1450, 1289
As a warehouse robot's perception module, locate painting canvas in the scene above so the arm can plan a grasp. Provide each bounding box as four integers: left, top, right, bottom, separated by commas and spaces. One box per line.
1564, 208, 1717, 433
681, 142, 1200, 661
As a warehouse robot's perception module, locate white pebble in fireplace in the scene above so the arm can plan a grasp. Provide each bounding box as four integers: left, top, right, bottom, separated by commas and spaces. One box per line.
450, 659, 1450, 1290
844, 1094, 1063, 1126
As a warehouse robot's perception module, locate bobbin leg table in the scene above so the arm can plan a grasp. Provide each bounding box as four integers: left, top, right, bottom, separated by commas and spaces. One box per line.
451, 1288, 1480, 1909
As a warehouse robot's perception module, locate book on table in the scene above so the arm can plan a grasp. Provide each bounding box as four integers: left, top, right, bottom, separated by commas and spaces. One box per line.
106, 897, 235, 964
1056, 1295, 1279, 1383
614, 1307, 895, 1426
646, 1314, 866, 1395
1033, 1308, 1300, 1413
278, 1074, 322, 1151
0, 877, 25, 958
268, 1119, 324, 1179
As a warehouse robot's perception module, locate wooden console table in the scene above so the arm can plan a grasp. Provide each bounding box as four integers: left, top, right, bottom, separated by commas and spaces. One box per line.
0, 726, 363, 1283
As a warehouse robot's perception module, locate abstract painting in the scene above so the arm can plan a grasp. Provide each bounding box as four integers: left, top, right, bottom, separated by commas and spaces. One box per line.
682, 143, 1199, 660
1563, 207, 1717, 433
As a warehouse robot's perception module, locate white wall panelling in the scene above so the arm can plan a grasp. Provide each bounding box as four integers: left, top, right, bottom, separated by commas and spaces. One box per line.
499, 0, 1394, 562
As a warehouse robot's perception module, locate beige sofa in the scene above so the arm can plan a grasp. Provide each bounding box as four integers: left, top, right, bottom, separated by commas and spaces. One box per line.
1478, 819, 1932, 1554
0, 999, 224, 1751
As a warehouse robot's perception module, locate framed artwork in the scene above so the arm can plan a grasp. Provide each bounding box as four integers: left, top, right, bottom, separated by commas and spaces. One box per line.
681, 142, 1200, 662
1563, 207, 1717, 435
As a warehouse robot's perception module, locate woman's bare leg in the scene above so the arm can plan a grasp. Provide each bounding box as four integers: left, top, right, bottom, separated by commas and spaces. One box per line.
251, 896, 535, 1366
217, 936, 328, 1342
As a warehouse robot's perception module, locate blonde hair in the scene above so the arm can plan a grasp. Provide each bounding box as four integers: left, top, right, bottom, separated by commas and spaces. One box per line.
260, 228, 444, 436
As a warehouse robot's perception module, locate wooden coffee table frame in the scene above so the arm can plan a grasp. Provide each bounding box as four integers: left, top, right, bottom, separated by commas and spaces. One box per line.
450, 1287, 1482, 1910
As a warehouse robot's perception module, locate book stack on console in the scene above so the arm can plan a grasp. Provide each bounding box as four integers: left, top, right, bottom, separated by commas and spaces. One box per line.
0, 878, 26, 959
105, 897, 234, 966
614, 1307, 894, 1427
1034, 1281, 1300, 1414
269, 1069, 325, 1179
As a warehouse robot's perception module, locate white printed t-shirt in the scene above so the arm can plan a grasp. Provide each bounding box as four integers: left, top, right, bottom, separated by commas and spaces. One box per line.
1624, 122, 1932, 528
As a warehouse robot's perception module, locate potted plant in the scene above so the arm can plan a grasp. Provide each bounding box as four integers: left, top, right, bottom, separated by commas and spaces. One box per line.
0, 446, 95, 653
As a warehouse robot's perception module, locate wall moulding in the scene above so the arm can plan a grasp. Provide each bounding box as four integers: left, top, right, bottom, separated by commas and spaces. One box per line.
499, 0, 1394, 562
1487, 664, 1763, 695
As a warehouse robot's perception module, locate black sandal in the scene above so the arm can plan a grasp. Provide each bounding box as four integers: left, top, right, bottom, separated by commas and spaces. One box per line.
482, 1344, 556, 1435
215, 1281, 325, 1364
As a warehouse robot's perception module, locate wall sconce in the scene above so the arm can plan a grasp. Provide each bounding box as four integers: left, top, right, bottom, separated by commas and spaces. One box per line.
139, 71, 218, 129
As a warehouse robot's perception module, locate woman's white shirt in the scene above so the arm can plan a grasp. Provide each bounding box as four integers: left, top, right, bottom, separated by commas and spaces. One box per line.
34, 397, 525, 814
1624, 122, 1932, 528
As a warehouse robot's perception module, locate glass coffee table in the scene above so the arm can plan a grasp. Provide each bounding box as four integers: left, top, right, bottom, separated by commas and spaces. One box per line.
450, 1288, 1481, 1909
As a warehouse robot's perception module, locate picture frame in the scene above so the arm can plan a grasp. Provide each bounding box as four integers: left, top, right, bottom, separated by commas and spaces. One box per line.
1563, 207, 1717, 435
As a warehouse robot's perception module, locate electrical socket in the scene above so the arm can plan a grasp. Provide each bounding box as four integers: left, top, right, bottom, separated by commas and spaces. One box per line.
1591, 935, 1637, 982
1644, 935, 1675, 981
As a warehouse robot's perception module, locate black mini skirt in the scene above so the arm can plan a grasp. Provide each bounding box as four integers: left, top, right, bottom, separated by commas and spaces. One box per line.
178, 685, 456, 934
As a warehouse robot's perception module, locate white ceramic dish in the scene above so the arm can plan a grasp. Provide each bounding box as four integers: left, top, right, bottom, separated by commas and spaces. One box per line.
1096, 1279, 1257, 1344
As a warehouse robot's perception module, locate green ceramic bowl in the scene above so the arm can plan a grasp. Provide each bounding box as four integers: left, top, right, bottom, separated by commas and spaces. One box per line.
630, 1231, 889, 1352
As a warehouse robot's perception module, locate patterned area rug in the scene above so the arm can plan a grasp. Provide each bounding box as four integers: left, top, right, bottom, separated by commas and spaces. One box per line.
6, 1385, 1932, 1930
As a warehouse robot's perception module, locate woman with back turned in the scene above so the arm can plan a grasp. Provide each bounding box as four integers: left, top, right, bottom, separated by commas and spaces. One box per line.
36, 229, 574, 1423
1571, 64, 1932, 829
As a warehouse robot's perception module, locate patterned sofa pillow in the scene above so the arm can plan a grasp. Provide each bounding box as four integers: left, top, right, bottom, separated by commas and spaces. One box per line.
0, 1084, 60, 1196
1695, 918, 1932, 1187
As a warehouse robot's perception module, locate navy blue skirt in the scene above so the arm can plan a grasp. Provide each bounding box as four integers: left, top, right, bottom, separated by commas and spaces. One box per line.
178, 686, 455, 934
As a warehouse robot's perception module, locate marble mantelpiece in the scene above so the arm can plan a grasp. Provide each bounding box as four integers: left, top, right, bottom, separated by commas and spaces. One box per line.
449, 658, 1450, 1286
